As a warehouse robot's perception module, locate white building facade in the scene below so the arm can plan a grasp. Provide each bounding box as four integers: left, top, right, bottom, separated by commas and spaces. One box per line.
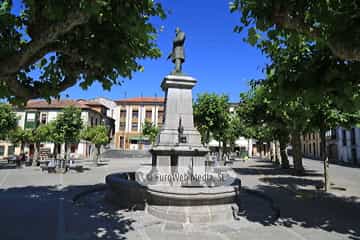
0, 99, 114, 160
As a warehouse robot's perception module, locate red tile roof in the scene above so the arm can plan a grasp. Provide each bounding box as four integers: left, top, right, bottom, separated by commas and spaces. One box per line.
25, 99, 105, 109
115, 97, 164, 105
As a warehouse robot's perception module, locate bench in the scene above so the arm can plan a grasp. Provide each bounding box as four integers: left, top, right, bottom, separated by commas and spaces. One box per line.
7, 159, 17, 164
41, 165, 56, 173
38, 160, 50, 167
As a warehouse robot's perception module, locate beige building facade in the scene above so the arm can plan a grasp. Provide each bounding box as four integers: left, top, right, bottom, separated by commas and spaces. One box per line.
301, 132, 321, 159
114, 97, 164, 150
301, 127, 360, 165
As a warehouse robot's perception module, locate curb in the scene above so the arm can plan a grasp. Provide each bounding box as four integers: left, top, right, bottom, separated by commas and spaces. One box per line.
72, 184, 107, 203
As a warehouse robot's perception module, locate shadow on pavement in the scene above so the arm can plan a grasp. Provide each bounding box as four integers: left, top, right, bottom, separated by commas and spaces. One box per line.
256, 184, 360, 240
260, 176, 324, 189
234, 159, 360, 239
0, 184, 135, 240
234, 165, 323, 177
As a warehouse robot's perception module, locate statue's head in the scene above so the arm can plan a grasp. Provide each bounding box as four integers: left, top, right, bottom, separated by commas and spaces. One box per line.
175, 27, 181, 33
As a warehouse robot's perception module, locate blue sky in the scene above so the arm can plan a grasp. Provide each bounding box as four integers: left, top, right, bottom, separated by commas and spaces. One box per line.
13, 0, 268, 102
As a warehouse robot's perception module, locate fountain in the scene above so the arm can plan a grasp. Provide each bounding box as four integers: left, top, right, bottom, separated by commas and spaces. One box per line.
106, 27, 241, 223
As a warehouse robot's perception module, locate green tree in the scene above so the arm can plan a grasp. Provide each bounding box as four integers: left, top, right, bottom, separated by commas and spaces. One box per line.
238, 84, 291, 168
0, 0, 165, 104
222, 114, 242, 158
32, 124, 52, 165
278, 47, 360, 190
230, 0, 360, 61
54, 106, 83, 160
232, 0, 360, 183
0, 103, 18, 139
9, 127, 33, 155
81, 125, 109, 164
142, 120, 159, 144
193, 93, 231, 160
47, 121, 64, 160
266, 37, 360, 187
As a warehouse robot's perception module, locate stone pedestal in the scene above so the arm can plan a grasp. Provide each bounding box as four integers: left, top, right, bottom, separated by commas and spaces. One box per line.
150, 74, 209, 175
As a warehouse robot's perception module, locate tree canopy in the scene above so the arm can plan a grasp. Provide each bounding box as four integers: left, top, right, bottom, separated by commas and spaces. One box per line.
0, 0, 165, 104
9, 127, 33, 153
81, 125, 109, 148
193, 93, 230, 145
230, 0, 360, 61
54, 106, 83, 145
142, 120, 159, 144
0, 103, 18, 139
81, 124, 109, 164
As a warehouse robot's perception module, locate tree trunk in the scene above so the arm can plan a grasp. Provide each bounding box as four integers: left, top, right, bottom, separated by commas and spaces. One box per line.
65, 143, 70, 161
53, 144, 57, 160
96, 145, 101, 165
279, 138, 289, 168
32, 142, 40, 166
20, 141, 25, 154
320, 126, 329, 191
274, 141, 280, 165
291, 132, 304, 175
218, 139, 222, 161
247, 139, 252, 157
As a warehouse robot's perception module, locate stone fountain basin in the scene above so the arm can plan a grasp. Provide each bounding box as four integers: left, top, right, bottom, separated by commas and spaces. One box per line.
145, 181, 240, 206
105, 170, 241, 223
106, 172, 240, 206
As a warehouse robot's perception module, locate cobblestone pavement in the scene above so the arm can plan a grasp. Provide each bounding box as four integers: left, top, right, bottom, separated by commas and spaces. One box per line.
0, 157, 359, 240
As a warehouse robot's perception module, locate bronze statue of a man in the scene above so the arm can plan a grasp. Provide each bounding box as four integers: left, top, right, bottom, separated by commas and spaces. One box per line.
167, 27, 185, 73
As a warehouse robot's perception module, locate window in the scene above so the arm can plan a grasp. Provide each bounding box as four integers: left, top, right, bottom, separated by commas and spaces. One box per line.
119, 136, 125, 149
132, 122, 138, 131
120, 109, 126, 118
8, 145, 15, 155
331, 129, 337, 140
120, 109, 126, 119
158, 111, 164, 126
351, 128, 356, 145
351, 148, 357, 163
309, 143, 312, 154
40, 113, 47, 124
119, 122, 126, 131
26, 112, 36, 122
145, 110, 152, 121
95, 118, 98, 125
90, 117, 94, 127
132, 110, 138, 119
25, 112, 37, 129
0, 146, 4, 156
313, 143, 316, 156
343, 130, 347, 146
70, 144, 77, 153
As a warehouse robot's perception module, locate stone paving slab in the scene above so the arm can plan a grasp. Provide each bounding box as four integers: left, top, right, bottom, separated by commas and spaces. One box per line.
0, 158, 359, 240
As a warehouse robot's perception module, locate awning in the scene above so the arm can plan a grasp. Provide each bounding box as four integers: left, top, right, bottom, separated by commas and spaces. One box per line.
129, 136, 149, 141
